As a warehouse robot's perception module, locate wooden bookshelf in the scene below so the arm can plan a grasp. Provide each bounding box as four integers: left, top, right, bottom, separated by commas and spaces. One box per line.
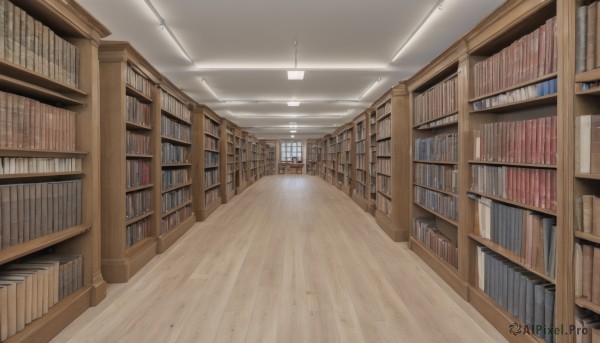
335, 125, 352, 193
193, 106, 222, 221
98, 42, 161, 283
222, 121, 236, 203
351, 111, 370, 211
0, 1, 109, 341
234, 129, 248, 194
373, 85, 411, 242
266, 141, 276, 176
258, 141, 266, 178
156, 79, 195, 253
368, 109, 377, 215
247, 134, 258, 184
306, 139, 318, 176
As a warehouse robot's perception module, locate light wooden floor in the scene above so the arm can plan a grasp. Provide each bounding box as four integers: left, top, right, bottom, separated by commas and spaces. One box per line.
52, 175, 507, 343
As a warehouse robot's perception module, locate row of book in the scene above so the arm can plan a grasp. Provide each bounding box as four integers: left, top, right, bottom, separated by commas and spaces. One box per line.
356, 170, 367, 184
161, 186, 191, 214
413, 75, 458, 126
574, 309, 600, 342
0, 157, 81, 175
377, 158, 391, 175
226, 180, 234, 194
474, 196, 557, 278
161, 143, 190, 165
160, 91, 190, 123
126, 96, 151, 127
126, 217, 150, 248
204, 169, 220, 189
575, 114, 600, 174
0, 91, 76, 151
414, 133, 459, 162
204, 151, 219, 168
377, 117, 391, 139
0, 0, 80, 87
204, 136, 219, 151
205, 188, 220, 208
356, 155, 365, 170
355, 183, 367, 198
125, 190, 151, 220
473, 116, 557, 165
575, 243, 600, 306
126, 65, 153, 98
477, 247, 555, 343
578, 195, 600, 235
378, 140, 391, 156
414, 163, 458, 194
376, 195, 391, 217
0, 180, 81, 249
356, 141, 365, 154
355, 124, 366, 141
376, 101, 392, 119
412, 217, 458, 268
125, 131, 150, 155
415, 114, 458, 130
0, 254, 83, 341
471, 78, 557, 111
414, 186, 458, 221
204, 117, 220, 137
470, 165, 557, 212
576, 2, 600, 73
161, 115, 191, 142
161, 168, 190, 191
377, 175, 391, 197
472, 16, 558, 98
160, 204, 192, 236
578, 80, 600, 93
126, 160, 151, 189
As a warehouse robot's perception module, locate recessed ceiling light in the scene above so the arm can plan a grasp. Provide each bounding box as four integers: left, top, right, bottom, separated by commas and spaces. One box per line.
287, 101, 300, 107
287, 71, 305, 80
291, 135, 295, 138
290, 130, 297, 133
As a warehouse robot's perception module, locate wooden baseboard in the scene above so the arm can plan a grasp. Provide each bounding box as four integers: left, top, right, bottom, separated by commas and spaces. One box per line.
375, 210, 408, 242
410, 238, 468, 300
197, 199, 221, 221
101, 237, 157, 283
222, 190, 235, 204
351, 194, 369, 212
236, 183, 247, 195
4, 287, 92, 343
469, 287, 543, 343
157, 215, 195, 253
90, 273, 107, 306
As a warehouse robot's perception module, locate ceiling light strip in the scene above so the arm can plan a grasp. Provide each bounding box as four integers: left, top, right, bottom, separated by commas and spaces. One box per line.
392, 0, 445, 62
143, 0, 194, 63
359, 76, 382, 100
200, 78, 222, 101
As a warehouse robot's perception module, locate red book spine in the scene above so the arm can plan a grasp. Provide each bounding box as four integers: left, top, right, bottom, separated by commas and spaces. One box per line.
539, 169, 546, 209
551, 116, 557, 165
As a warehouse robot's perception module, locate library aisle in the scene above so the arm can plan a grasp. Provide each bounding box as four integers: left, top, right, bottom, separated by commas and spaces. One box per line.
52, 175, 506, 343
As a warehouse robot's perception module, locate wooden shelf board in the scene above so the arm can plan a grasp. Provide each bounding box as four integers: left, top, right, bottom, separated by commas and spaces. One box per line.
125, 211, 154, 226
469, 234, 554, 283
160, 108, 192, 125
204, 148, 220, 153
126, 154, 153, 159
413, 160, 458, 165
0, 225, 90, 265
413, 183, 458, 197
162, 200, 193, 218
469, 72, 557, 102
575, 231, 600, 244
125, 183, 154, 193
0, 74, 85, 106
0, 59, 87, 96
204, 131, 221, 140
409, 238, 467, 299
575, 87, 600, 96
377, 190, 392, 199
575, 297, 600, 315
204, 165, 220, 169
469, 287, 545, 343
125, 121, 152, 131
413, 202, 458, 226
125, 84, 153, 103
161, 182, 192, 194
576, 69, 600, 83
413, 111, 459, 128
468, 160, 557, 169
376, 136, 391, 142
162, 163, 192, 168
161, 136, 192, 146
470, 94, 557, 114
0, 149, 87, 158
414, 120, 459, 131
205, 183, 221, 191
575, 173, 600, 180
4, 286, 92, 343
0, 171, 84, 181
467, 191, 557, 216
376, 112, 391, 121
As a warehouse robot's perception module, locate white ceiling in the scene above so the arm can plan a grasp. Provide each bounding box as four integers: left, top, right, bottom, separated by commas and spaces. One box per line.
79, 0, 504, 139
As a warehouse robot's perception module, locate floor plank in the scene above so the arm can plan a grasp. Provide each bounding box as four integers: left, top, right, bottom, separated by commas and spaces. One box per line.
51, 175, 507, 343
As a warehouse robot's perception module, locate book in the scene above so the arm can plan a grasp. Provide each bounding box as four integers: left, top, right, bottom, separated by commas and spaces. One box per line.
576, 115, 600, 174
588, 3, 597, 71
